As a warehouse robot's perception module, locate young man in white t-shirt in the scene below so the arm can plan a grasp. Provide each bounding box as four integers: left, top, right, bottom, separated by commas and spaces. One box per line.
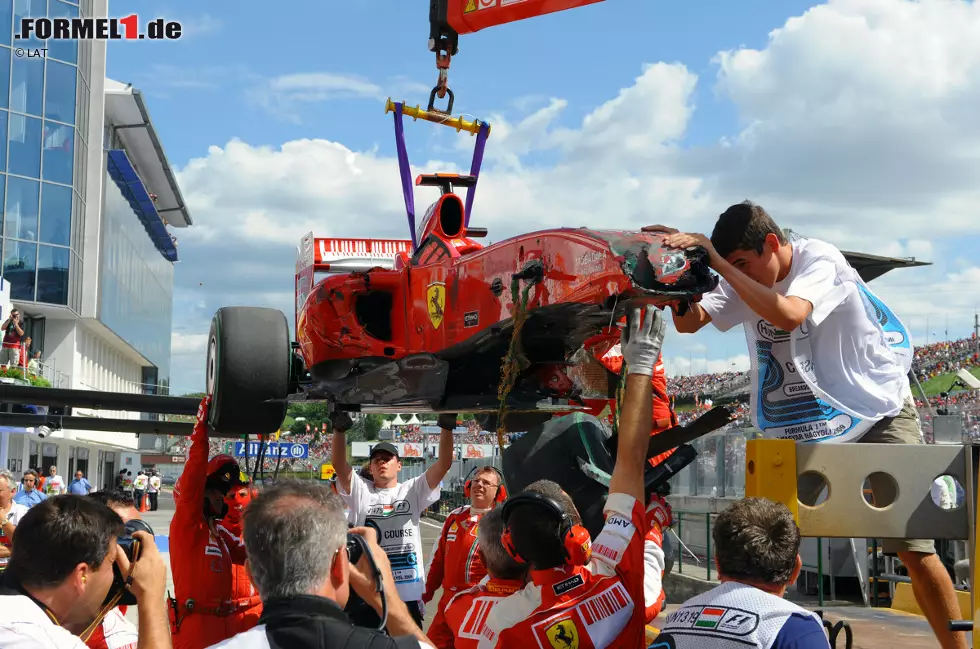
653, 201, 966, 649
331, 412, 456, 628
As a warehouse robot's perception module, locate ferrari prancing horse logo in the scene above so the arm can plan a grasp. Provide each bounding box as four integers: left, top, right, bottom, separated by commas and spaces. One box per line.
427, 282, 446, 329
545, 619, 579, 649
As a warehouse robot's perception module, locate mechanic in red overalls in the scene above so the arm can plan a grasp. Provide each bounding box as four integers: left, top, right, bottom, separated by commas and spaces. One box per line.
583, 317, 679, 466
422, 466, 507, 649
216, 482, 260, 610
169, 396, 262, 649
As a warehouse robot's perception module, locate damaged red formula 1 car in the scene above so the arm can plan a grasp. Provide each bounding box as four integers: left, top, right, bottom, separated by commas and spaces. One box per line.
204, 107, 718, 436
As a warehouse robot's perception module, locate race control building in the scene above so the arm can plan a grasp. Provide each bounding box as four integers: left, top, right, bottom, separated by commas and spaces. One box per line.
0, 0, 191, 488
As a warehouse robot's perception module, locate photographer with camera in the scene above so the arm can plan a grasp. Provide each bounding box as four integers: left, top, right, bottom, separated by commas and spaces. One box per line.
85, 491, 146, 649
1, 309, 24, 367
209, 479, 436, 649
0, 495, 170, 649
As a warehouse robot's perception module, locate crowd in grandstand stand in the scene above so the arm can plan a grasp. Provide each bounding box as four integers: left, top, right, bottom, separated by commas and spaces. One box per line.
912, 335, 980, 382
667, 370, 746, 397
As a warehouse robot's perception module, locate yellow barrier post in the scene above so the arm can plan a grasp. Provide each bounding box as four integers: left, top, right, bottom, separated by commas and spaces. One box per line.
745, 439, 799, 523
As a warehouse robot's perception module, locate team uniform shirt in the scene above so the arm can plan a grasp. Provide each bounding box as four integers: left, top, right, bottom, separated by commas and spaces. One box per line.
424, 505, 487, 601
423, 505, 489, 649
337, 471, 441, 603
0, 503, 29, 572
479, 493, 649, 649
443, 578, 525, 649
170, 418, 260, 649
85, 608, 138, 649
43, 475, 65, 496
148, 476, 162, 493
700, 236, 913, 443
0, 593, 89, 649
216, 489, 260, 605
133, 475, 148, 492
653, 582, 830, 649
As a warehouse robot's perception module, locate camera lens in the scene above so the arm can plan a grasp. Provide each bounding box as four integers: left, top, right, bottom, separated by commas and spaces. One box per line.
346, 533, 364, 565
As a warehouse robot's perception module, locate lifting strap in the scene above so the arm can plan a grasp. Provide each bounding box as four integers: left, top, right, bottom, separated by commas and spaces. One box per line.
390, 102, 491, 249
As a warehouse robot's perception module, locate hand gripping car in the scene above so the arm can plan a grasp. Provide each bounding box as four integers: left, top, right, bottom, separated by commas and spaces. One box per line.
203, 101, 719, 436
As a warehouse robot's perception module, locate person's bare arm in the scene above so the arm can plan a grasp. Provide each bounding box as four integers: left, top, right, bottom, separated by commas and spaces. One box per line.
330, 411, 354, 495
664, 232, 811, 333
0, 545, 9, 559
714, 257, 812, 332
424, 414, 457, 491
608, 306, 663, 502
670, 301, 711, 334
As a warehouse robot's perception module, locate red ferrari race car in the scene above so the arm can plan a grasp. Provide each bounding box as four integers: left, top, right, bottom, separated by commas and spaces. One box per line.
204, 99, 718, 436
204, 175, 717, 436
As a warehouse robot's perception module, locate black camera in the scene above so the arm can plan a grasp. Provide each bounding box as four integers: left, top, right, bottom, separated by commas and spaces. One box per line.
104, 519, 154, 606
346, 531, 365, 565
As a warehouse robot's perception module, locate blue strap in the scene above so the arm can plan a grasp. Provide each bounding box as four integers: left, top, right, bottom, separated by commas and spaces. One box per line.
464, 121, 490, 226
392, 103, 418, 249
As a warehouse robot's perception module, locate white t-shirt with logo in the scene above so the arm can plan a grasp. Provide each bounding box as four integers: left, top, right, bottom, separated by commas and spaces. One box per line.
148, 476, 161, 493
701, 236, 913, 443
337, 472, 441, 602
133, 475, 149, 491
43, 475, 65, 495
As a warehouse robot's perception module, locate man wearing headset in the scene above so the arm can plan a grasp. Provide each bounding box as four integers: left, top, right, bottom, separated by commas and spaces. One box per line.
422, 465, 507, 649
443, 507, 530, 649
481, 304, 667, 649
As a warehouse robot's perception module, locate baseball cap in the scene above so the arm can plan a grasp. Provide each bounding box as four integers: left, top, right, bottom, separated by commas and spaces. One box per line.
369, 442, 399, 459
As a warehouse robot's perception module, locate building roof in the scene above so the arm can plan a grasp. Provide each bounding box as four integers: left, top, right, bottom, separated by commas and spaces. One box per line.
841, 250, 931, 283
782, 229, 931, 282
103, 79, 192, 228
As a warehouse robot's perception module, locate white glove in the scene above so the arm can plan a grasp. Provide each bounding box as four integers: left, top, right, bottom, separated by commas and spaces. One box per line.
620, 305, 665, 376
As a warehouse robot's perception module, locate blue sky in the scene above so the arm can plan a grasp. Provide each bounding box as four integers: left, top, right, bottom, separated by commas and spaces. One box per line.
103, 0, 980, 394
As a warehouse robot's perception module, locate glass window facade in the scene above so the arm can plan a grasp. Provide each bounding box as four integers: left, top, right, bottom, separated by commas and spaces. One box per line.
1, 0, 85, 307
100, 167, 174, 382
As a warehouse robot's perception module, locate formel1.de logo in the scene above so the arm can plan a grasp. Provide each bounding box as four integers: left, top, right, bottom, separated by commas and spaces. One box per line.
16, 15, 183, 41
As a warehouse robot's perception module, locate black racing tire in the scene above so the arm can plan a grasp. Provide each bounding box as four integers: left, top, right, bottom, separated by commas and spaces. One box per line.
206, 307, 290, 435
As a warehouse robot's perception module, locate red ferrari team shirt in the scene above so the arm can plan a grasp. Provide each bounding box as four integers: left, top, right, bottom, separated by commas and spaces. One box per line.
479, 493, 648, 649
423, 505, 488, 602
444, 578, 525, 649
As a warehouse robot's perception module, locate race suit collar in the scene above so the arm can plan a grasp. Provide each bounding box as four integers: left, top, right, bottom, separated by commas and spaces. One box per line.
258, 594, 349, 627
483, 578, 524, 596
529, 564, 585, 589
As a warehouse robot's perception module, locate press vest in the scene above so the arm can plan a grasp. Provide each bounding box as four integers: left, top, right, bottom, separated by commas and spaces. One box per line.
655, 582, 823, 648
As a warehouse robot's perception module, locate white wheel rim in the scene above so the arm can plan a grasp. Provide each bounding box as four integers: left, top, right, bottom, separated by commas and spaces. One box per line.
206, 336, 217, 396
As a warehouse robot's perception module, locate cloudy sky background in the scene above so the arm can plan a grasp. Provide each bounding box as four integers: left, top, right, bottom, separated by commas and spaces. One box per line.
106, 0, 980, 395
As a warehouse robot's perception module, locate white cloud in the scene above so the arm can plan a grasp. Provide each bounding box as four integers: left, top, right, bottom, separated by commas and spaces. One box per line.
170, 0, 980, 391
249, 73, 384, 123
178, 13, 222, 38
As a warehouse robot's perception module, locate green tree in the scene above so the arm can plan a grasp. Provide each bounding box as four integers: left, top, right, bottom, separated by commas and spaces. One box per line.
351, 414, 384, 441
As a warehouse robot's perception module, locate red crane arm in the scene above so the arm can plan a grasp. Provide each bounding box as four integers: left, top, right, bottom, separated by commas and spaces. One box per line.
425, 0, 607, 111
445, 0, 606, 35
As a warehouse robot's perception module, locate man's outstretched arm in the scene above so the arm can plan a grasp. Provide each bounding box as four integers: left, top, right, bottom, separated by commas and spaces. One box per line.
425, 413, 457, 491
608, 305, 664, 502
